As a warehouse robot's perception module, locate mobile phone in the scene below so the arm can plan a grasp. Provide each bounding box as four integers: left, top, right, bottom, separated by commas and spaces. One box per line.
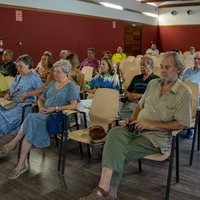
127, 123, 135, 132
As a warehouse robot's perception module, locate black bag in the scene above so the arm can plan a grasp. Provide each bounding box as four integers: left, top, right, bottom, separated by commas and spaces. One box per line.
89, 125, 107, 140
46, 112, 63, 136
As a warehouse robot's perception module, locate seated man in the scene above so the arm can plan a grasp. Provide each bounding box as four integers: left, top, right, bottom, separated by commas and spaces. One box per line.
184, 46, 196, 59
119, 56, 159, 119
112, 46, 127, 65
79, 51, 192, 200
146, 44, 159, 56
0, 49, 17, 77
182, 51, 200, 138
80, 47, 100, 75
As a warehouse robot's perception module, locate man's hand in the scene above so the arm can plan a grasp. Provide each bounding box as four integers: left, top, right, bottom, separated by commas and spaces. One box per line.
134, 119, 154, 132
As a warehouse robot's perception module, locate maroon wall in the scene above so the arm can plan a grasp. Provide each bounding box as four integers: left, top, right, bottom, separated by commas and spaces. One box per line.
159, 25, 200, 53
141, 25, 159, 54
0, 6, 125, 65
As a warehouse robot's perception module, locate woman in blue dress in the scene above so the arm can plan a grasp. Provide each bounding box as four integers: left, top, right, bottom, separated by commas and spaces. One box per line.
0, 60, 80, 180
0, 54, 44, 134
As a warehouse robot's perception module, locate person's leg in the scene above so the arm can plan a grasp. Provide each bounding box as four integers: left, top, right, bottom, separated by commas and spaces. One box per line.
14, 135, 32, 172
119, 102, 137, 119
110, 135, 160, 190
79, 126, 132, 200
3, 124, 25, 152
77, 99, 93, 127
8, 135, 32, 180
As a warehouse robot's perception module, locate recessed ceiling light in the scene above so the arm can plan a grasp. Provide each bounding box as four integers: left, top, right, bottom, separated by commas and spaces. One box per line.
142, 12, 158, 18
100, 2, 123, 10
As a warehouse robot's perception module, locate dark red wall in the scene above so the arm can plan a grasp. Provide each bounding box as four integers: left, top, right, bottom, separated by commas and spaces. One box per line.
0, 6, 125, 65
159, 25, 200, 53
1, 5, 199, 65
141, 25, 159, 54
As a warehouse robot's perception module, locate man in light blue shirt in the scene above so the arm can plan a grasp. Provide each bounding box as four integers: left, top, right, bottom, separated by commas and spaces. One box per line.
182, 51, 200, 138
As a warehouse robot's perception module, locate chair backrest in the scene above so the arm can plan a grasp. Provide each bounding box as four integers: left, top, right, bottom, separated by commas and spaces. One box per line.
5, 76, 14, 88
89, 88, 119, 131
184, 82, 199, 119
184, 58, 194, 68
81, 66, 93, 82
126, 56, 135, 62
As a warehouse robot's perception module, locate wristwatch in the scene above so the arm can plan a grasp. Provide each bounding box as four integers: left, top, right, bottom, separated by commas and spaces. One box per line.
55, 106, 59, 112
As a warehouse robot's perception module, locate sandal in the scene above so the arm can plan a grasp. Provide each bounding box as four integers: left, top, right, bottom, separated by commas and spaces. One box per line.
79, 186, 109, 200
8, 166, 28, 180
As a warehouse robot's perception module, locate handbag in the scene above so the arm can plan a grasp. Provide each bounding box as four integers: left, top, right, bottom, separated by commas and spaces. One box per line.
89, 125, 107, 140
46, 112, 63, 136
0, 98, 17, 109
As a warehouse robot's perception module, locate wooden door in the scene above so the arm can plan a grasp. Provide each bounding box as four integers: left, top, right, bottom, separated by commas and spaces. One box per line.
124, 23, 142, 56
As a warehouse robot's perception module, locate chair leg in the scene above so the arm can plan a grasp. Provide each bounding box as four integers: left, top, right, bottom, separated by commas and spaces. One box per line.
86, 144, 92, 160
175, 135, 179, 183
189, 127, 197, 166
197, 123, 200, 151
165, 135, 176, 200
79, 142, 84, 156
58, 115, 68, 174
189, 110, 199, 166
138, 159, 142, 172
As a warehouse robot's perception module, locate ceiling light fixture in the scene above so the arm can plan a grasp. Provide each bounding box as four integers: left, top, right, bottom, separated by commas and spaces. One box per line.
142, 12, 158, 18
100, 2, 123, 10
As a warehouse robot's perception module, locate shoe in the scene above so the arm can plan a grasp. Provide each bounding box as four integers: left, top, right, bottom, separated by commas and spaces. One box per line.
0, 146, 8, 159
8, 166, 28, 180
185, 129, 194, 139
79, 186, 109, 200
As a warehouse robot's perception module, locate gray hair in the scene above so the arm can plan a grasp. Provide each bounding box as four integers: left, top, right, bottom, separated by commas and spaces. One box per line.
163, 51, 186, 76
53, 60, 72, 74
16, 54, 33, 69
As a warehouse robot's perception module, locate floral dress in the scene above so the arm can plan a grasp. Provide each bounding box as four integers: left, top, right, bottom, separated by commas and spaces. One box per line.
0, 72, 44, 134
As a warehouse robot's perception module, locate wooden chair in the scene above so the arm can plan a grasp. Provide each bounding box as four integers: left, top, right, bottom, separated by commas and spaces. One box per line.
138, 81, 199, 200
184, 58, 194, 68
68, 88, 119, 159
81, 66, 93, 82
126, 56, 135, 62
184, 82, 199, 166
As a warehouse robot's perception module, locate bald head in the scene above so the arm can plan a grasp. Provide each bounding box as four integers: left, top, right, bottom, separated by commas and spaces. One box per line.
194, 51, 200, 70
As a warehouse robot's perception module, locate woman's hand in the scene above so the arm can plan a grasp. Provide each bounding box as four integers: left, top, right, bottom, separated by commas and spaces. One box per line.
40, 106, 55, 114
4, 93, 11, 100
18, 92, 27, 102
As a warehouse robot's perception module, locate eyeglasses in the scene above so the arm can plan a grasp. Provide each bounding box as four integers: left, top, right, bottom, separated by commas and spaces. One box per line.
194, 58, 200, 61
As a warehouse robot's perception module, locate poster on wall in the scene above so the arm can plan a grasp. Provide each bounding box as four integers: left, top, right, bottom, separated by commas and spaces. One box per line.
15, 10, 23, 21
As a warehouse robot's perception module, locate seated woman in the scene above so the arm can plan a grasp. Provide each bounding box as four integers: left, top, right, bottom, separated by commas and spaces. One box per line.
36, 53, 54, 86
0, 73, 9, 97
0, 54, 44, 135
0, 60, 80, 180
77, 58, 120, 126
66, 53, 84, 90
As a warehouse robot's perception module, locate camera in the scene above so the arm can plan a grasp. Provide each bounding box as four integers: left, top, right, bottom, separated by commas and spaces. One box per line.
127, 123, 135, 132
